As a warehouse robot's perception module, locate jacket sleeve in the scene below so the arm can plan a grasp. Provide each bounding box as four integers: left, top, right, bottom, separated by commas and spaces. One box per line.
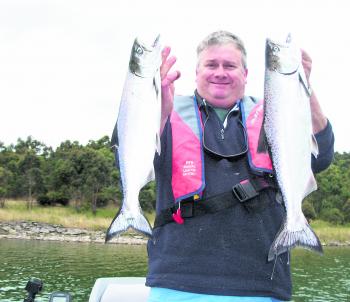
311, 120, 335, 174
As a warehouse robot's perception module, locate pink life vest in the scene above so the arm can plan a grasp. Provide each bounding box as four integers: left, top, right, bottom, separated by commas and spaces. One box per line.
170, 95, 273, 203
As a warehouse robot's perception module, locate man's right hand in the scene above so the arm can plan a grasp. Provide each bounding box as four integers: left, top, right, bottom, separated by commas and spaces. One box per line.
160, 46, 181, 134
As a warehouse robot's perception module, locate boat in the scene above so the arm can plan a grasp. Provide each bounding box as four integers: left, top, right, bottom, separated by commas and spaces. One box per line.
88, 277, 149, 302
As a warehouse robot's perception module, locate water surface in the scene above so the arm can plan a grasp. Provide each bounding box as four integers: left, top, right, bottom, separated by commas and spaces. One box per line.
0, 239, 349, 301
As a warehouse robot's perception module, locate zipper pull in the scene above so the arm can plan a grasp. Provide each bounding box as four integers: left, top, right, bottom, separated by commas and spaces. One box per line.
221, 129, 225, 140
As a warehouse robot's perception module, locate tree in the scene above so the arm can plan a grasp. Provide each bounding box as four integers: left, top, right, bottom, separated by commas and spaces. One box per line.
302, 200, 317, 221
343, 199, 350, 223
87, 136, 111, 150
81, 148, 114, 215
320, 208, 344, 225
18, 151, 43, 209
0, 167, 12, 208
14, 136, 48, 155
139, 181, 156, 212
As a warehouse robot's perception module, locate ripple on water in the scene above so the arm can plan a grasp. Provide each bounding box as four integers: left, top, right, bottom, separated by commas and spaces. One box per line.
1, 239, 350, 302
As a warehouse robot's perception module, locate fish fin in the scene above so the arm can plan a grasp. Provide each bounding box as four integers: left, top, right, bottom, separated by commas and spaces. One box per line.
311, 134, 319, 158
154, 72, 162, 155
268, 216, 323, 262
155, 132, 161, 155
111, 121, 119, 148
147, 168, 155, 183
299, 71, 312, 97
105, 206, 152, 242
302, 173, 317, 199
285, 33, 292, 44
113, 148, 120, 170
257, 125, 269, 153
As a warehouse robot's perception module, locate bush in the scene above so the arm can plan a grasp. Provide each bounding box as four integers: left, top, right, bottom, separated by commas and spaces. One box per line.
139, 189, 155, 212
38, 191, 70, 206
321, 208, 345, 225
96, 193, 109, 207
37, 194, 51, 206
302, 200, 317, 221
343, 199, 350, 223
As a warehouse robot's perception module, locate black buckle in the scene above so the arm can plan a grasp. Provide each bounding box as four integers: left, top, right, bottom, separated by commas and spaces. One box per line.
232, 180, 259, 202
179, 200, 194, 218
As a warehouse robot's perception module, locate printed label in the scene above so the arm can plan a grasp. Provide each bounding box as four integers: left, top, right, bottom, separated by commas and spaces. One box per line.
183, 160, 196, 176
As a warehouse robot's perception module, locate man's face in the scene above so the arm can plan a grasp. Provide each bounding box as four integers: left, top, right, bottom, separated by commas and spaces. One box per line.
196, 43, 248, 108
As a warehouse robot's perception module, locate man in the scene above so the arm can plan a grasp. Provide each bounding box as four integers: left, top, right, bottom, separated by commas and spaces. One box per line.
146, 31, 334, 301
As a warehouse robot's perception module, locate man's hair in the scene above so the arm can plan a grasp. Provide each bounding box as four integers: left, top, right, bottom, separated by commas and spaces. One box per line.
196, 30, 247, 69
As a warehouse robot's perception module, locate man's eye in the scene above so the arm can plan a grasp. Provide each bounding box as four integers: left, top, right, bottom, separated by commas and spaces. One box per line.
206, 63, 217, 68
224, 64, 236, 69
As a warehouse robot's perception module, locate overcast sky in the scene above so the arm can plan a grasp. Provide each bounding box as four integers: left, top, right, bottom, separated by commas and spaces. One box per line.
0, 0, 348, 152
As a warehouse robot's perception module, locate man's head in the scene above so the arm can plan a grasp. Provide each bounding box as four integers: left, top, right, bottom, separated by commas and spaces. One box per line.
196, 31, 248, 108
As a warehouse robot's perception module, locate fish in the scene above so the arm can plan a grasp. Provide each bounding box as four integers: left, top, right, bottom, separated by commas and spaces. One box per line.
105, 35, 162, 242
262, 34, 321, 261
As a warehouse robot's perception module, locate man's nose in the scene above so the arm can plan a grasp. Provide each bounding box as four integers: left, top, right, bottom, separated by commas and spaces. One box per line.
214, 65, 227, 77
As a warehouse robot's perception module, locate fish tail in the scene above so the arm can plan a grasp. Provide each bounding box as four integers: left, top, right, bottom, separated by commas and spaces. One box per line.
105, 207, 152, 242
268, 217, 323, 262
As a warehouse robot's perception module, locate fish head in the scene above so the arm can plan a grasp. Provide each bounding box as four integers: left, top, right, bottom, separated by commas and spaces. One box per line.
265, 34, 300, 75
129, 35, 162, 78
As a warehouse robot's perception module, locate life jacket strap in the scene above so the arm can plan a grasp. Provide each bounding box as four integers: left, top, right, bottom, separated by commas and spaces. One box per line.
153, 176, 277, 228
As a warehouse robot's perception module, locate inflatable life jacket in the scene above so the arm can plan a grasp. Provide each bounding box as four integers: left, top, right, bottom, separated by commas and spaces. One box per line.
154, 95, 275, 227
170, 95, 273, 203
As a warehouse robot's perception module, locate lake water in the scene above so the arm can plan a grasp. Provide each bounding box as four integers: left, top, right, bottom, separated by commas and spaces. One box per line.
0, 239, 349, 302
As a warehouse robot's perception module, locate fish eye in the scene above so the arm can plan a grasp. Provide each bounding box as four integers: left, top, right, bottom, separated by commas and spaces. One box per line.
136, 46, 143, 55
273, 46, 280, 52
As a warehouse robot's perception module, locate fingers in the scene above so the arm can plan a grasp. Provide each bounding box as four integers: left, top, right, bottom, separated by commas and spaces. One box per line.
301, 49, 312, 63
160, 46, 180, 84
162, 70, 181, 87
301, 49, 312, 82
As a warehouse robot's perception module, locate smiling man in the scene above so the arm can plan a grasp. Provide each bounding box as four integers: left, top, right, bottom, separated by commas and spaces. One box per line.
196, 38, 248, 109
146, 31, 334, 302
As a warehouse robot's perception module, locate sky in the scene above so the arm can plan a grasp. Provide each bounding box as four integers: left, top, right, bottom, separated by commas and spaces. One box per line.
0, 0, 349, 152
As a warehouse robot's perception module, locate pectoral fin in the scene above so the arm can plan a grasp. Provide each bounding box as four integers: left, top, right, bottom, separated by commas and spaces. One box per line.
111, 121, 119, 148
303, 173, 317, 199
257, 126, 269, 153
311, 134, 319, 158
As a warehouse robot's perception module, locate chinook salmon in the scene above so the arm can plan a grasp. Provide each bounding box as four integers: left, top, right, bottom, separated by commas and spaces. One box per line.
262, 34, 321, 261
105, 35, 162, 242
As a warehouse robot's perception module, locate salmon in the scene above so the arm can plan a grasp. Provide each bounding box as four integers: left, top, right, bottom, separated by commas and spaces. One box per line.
106, 35, 161, 242
263, 34, 321, 261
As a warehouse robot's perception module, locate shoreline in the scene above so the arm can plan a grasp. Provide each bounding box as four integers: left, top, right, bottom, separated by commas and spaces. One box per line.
0, 221, 148, 245
1, 220, 349, 247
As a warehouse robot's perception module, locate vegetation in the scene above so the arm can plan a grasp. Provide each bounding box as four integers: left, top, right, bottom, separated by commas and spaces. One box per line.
0, 136, 155, 215
304, 152, 350, 225
0, 199, 155, 230
0, 136, 349, 228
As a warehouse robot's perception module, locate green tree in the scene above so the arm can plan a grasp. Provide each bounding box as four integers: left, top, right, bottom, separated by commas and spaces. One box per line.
82, 148, 114, 215
18, 151, 43, 209
342, 199, 350, 223
302, 200, 317, 221
0, 167, 12, 208
320, 208, 345, 225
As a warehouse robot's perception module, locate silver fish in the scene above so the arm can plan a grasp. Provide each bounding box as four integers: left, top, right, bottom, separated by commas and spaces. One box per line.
263, 34, 321, 261
105, 35, 162, 242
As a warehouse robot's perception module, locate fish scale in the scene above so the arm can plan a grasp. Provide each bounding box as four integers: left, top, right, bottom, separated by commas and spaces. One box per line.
105, 35, 162, 242
263, 35, 321, 261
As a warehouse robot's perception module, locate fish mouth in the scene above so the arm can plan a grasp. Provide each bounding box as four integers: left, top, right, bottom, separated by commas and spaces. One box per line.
129, 34, 162, 77
135, 34, 160, 52
265, 35, 300, 75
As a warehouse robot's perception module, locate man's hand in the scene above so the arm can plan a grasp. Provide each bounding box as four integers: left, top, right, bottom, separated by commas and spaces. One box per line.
301, 49, 328, 133
301, 49, 312, 84
160, 46, 181, 134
